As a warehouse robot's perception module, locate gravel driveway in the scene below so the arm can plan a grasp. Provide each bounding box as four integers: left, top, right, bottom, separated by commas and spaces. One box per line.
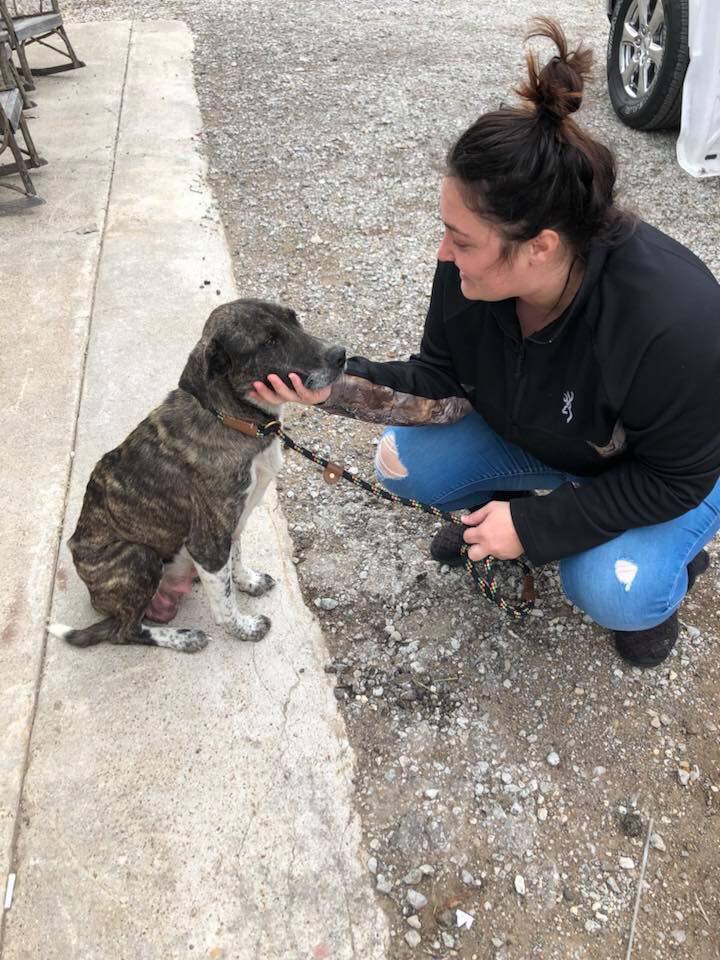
61, 2, 720, 957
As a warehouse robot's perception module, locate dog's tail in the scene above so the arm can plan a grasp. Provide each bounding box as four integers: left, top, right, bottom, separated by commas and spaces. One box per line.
48, 619, 116, 647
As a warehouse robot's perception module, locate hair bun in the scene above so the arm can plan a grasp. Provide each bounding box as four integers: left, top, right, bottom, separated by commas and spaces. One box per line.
517, 17, 593, 124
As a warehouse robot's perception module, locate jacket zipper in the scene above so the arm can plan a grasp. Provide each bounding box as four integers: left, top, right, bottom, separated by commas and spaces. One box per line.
510, 341, 526, 434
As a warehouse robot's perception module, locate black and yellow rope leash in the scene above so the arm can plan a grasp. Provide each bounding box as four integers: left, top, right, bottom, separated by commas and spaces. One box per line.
211, 409, 536, 620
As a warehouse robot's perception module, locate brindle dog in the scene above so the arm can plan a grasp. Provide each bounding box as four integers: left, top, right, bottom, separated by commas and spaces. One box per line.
50, 299, 345, 654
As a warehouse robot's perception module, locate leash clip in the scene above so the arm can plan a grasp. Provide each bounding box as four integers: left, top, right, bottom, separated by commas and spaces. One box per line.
258, 420, 282, 437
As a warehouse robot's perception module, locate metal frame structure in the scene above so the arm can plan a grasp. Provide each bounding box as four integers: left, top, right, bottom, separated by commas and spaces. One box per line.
0, 78, 45, 201
0, 0, 84, 92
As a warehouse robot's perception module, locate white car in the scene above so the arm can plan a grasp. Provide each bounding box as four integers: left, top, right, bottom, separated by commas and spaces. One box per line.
606, 0, 720, 177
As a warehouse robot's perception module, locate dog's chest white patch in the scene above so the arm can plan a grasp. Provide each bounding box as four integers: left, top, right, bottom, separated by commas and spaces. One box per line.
235, 438, 283, 533
252, 436, 283, 478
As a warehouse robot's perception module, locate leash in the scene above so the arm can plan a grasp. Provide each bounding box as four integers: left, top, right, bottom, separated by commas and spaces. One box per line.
210, 408, 535, 620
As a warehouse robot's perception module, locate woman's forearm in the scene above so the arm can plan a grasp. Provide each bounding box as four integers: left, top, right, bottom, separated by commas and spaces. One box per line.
318, 373, 472, 425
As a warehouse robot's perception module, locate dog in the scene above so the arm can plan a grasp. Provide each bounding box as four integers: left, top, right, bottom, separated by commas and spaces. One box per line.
50, 299, 346, 654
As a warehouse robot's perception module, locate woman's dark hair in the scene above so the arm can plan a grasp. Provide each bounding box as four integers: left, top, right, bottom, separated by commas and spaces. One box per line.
447, 17, 635, 259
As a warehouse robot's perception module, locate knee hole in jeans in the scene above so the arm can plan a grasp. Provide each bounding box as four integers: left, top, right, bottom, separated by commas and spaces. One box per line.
374, 431, 408, 480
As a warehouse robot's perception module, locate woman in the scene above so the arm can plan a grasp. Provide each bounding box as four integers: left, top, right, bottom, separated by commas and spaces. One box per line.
250, 18, 720, 668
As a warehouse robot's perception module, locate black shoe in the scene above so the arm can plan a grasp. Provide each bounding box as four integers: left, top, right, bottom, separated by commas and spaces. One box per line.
613, 550, 710, 668
686, 548, 710, 592
429, 492, 534, 567
614, 612, 679, 668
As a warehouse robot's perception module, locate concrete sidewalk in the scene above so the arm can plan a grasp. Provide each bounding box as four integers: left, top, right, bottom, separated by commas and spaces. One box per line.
0, 21, 387, 959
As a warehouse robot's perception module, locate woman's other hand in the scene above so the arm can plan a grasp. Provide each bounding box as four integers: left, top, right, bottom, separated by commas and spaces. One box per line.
462, 501, 524, 560
248, 372, 332, 406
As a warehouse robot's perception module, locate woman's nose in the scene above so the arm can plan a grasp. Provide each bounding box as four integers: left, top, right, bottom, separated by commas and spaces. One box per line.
437, 231, 454, 262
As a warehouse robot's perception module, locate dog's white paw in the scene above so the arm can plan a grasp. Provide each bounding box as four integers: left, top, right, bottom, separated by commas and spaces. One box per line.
234, 569, 276, 597
172, 628, 210, 653
227, 614, 271, 642
138, 626, 209, 653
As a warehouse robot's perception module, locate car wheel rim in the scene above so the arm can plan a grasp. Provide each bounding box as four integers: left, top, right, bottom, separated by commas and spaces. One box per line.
618, 0, 666, 98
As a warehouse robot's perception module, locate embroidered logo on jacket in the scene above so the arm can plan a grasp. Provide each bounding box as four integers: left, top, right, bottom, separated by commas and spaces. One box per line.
561, 390, 574, 423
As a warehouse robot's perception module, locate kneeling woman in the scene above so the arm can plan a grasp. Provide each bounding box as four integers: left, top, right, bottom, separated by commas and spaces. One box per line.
252, 18, 720, 667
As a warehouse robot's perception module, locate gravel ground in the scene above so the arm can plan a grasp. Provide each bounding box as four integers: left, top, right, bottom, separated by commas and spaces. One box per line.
63, 2, 720, 957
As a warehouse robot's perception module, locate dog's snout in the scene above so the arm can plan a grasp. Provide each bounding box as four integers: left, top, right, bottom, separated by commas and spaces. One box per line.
327, 346, 346, 369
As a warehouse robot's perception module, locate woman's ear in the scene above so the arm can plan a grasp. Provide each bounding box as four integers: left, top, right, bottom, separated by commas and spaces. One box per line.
528, 228, 562, 264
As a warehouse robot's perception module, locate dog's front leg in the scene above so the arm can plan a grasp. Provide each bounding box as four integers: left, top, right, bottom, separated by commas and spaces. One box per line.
231, 538, 276, 597
193, 556, 271, 643
231, 459, 278, 597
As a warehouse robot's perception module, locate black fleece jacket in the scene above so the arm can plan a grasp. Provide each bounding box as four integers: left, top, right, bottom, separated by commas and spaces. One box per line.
342, 222, 720, 564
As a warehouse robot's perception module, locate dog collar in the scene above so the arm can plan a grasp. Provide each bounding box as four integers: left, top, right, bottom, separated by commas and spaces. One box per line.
209, 406, 281, 439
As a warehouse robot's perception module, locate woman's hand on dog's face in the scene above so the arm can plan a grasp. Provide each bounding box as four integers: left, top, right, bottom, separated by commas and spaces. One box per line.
248, 372, 332, 406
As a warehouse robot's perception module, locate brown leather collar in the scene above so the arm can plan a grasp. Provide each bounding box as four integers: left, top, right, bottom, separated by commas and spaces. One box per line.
209, 406, 280, 438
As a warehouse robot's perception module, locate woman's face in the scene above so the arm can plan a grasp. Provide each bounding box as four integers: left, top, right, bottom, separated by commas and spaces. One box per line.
437, 177, 528, 301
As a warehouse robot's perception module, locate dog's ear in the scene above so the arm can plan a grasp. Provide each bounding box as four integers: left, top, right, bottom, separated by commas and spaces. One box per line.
205, 337, 232, 380
178, 342, 207, 401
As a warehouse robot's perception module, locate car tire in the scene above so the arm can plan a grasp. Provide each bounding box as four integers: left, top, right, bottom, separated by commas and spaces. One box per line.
607, 0, 689, 130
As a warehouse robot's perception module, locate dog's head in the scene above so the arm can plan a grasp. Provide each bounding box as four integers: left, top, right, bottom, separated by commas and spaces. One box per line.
179, 299, 346, 409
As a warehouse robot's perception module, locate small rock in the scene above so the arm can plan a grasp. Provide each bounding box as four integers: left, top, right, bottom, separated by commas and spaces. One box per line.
585, 919, 601, 933
407, 889, 428, 910
606, 875, 621, 895
461, 869, 474, 885
376, 875, 392, 894
619, 857, 635, 871
402, 868, 423, 885
671, 930, 687, 944
407, 915, 421, 930
514, 874, 526, 896
424, 788, 439, 800
546, 752, 560, 767
677, 768, 691, 786
501, 772, 513, 784
456, 909, 474, 930
537, 806, 548, 822
650, 833, 667, 852
405, 929, 422, 948
314, 597, 338, 611
367, 857, 377, 874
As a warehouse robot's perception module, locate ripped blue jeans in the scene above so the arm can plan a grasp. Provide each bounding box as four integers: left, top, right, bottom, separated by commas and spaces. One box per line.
374, 410, 720, 631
